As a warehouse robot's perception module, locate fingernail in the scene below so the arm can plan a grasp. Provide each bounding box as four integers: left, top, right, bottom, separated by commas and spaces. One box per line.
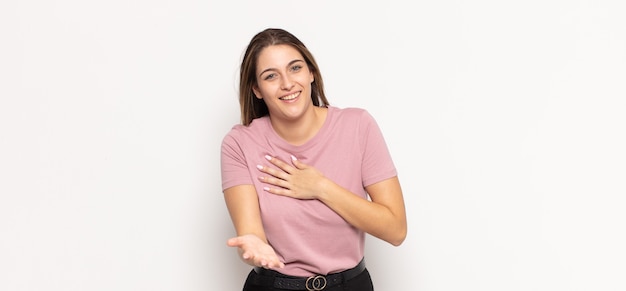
256, 165, 263, 170
265, 155, 272, 160
291, 155, 297, 161
263, 187, 270, 191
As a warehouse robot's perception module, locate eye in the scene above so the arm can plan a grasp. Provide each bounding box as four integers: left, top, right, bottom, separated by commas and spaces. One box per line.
263, 73, 276, 80
291, 64, 302, 72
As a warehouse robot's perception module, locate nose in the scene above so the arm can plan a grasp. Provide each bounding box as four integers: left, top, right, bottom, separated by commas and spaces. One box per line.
280, 75, 294, 90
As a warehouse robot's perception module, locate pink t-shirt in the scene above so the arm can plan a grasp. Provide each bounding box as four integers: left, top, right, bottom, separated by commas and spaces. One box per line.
220, 106, 397, 276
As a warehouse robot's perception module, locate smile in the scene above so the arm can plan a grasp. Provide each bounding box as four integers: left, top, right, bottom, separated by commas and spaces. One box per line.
279, 92, 300, 101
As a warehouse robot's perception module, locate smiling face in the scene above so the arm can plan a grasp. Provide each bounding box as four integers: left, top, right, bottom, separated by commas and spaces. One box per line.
252, 44, 315, 123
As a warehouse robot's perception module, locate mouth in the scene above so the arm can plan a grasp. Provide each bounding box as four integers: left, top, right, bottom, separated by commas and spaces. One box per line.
279, 91, 300, 101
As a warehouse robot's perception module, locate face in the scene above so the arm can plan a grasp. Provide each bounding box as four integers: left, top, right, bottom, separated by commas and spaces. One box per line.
253, 44, 315, 122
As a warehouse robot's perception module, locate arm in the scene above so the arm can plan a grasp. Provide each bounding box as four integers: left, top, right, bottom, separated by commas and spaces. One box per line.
223, 185, 285, 269
320, 175, 407, 246
258, 156, 407, 246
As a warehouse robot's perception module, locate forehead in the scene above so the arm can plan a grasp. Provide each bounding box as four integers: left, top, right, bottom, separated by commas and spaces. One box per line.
256, 44, 305, 69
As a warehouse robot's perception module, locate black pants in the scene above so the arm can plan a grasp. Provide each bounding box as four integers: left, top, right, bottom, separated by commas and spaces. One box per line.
242, 268, 374, 291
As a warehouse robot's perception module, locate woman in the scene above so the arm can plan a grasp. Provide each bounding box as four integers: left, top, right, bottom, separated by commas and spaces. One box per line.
221, 28, 407, 291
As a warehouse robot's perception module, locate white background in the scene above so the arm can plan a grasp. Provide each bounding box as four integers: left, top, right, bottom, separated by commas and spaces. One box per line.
1, 1, 625, 290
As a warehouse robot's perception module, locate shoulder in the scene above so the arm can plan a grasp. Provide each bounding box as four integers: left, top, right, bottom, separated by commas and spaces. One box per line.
330, 106, 374, 120
329, 106, 377, 126
221, 117, 269, 146
221, 124, 244, 146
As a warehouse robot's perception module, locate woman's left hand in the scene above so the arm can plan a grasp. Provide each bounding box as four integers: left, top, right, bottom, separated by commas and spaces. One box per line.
257, 155, 328, 200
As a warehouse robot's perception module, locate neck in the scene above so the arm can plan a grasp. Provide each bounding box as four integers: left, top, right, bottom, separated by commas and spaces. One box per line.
270, 106, 327, 146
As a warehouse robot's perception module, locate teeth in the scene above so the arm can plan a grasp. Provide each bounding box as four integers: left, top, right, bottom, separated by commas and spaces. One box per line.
280, 92, 299, 100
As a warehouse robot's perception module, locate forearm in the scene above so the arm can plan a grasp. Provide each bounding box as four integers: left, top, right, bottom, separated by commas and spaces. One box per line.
224, 185, 268, 243
317, 177, 407, 246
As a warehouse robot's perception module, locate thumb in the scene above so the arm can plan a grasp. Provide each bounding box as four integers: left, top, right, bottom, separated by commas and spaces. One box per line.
226, 237, 241, 247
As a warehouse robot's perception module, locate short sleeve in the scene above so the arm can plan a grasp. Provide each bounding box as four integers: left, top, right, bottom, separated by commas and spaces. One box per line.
359, 110, 397, 187
220, 132, 254, 191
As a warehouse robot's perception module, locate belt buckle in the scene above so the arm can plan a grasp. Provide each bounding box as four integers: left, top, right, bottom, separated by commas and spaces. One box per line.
305, 275, 327, 291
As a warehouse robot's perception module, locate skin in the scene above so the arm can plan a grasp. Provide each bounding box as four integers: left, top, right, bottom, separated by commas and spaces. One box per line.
224, 44, 407, 270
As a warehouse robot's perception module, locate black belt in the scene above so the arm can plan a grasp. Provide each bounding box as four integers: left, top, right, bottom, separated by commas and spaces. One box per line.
252, 259, 366, 291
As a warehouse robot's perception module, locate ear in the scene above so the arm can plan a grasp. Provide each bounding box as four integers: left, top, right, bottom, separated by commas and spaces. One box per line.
252, 85, 262, 99
310, 72, 314, 83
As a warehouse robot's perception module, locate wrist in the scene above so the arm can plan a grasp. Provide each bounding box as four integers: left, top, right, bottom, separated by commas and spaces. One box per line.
316, 177, 334, 202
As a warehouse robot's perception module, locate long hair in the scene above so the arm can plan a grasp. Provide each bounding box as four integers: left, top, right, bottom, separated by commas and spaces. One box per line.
239, 28, 329, 126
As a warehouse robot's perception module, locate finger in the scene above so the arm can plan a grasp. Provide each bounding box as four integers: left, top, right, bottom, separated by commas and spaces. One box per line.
290, 155, 306, 169
257, 164, 290, 181
260, 259, 270, 268
258, 175, 290, 189
270, 260, 285, 269
265, 155, 295, 174
262, 186, 292, 196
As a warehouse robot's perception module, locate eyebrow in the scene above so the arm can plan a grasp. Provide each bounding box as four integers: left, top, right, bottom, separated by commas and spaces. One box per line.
258, 59, 305, 78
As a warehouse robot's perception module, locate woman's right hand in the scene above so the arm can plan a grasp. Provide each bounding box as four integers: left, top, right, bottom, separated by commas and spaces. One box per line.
227, 234, 285, 269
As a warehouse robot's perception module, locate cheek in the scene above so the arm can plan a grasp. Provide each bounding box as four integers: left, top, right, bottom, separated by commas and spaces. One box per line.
253, 82, 268, 97
255, 84, 276, 99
